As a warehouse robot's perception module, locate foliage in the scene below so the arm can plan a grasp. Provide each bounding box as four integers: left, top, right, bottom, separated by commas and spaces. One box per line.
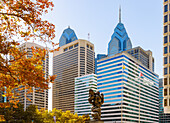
0, 0, 58, 106
0, 104, 90, 123
41, 108, 90, 123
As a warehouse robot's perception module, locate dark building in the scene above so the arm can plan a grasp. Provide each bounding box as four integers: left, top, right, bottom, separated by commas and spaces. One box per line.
126, 46, 154, 72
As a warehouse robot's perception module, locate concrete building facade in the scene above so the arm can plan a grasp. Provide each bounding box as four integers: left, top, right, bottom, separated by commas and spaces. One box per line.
163, 0, 170, 114
15, 42, 49, 110
53, 39, 95, 113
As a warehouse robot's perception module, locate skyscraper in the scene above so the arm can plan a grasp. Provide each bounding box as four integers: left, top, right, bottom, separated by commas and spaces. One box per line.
159, 78, 170, 122
108, 7, 132, 57
16, 42, 49, 110
126, 46, 154, 72
74, 74, 97, 117
59, 26, 78, 47
97, 52, 159, 122
96, 8, 159, 122
53, 28, 95, 113
163, 0, 170, 114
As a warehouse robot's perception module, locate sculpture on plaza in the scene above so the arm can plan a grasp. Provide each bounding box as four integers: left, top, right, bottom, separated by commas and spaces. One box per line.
88, 89, 104, 121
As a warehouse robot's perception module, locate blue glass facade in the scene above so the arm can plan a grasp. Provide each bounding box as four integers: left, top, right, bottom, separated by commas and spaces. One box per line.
97, 53, 159, 122
59, 27, 78, 47
108, 22, 132, 57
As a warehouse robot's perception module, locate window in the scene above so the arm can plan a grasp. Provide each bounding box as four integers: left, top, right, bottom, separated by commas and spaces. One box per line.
87, 44, 89, 48
164, 78, 167, 85
164, 25, 168, 33
164, 99, 167, 106
164, 67, 168, 75
164, 46, 168, 54
164, 57, 168, 64
165, 5, 168, 12
165, 0, 168, 2
165, 15, 168, 23
74, 43, 78, 47
164, 36, 168, 44
69, 46, 73, 50
90, 46, 93, 50
64, 48, 68, 52
165, 88, 168, 96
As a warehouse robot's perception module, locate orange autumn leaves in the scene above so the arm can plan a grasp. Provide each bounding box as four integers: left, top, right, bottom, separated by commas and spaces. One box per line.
0, 0, 57, 107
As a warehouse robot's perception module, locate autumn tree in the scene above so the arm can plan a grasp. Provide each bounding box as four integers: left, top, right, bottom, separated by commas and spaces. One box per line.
41, 108, 90, 123
0, 0, 57, 107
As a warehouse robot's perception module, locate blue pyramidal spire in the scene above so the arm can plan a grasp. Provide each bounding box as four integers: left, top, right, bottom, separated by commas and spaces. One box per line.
59, 26, 78, 47
108, 7, 132, 57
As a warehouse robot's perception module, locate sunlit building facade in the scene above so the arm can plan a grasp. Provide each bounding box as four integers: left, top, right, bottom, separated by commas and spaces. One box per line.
97, 52, 159, 122
163, 0, 170, 114
16, 42, 49, 110
108, 8, 132, 57
53, 38, 95, 113
74, 74, 97, 117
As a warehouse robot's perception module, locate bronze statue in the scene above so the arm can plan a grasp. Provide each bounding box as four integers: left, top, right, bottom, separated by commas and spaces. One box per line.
88, 89, 104, 121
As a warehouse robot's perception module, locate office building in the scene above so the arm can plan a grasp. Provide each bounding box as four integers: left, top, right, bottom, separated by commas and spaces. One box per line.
163, 0, 170, 114
74, 74, 97, 117
159, 78, 170, 122
16, 42, 49, 110
96, 8, 159, 122
126, 46, 154, 72
53, 28, 95, 113
108, 7, 132, 57
97, 52, 159, 122
59, 26, 78, 47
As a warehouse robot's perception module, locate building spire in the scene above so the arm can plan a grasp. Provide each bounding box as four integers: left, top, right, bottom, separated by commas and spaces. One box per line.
119, 5, 121, 23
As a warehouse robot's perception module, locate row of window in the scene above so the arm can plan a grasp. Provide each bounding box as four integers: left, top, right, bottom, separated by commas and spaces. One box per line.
164, 67, 170, 75
64, 43, 78, 52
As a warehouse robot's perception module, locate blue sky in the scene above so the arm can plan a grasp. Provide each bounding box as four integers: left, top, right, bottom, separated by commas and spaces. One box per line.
47, 0, 163, 110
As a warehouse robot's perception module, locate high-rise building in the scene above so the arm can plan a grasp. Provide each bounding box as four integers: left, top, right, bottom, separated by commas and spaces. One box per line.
97, 52, 159, 122
159, 78, 170, 122
15, 42, 49, 110
163, 0, 170, 114
59, 26, 78, 47
53, 31, 95, 113
74, 74, 97, 117
126, 46, 154, 72
96, 8, 159, 122
108, 7, 132, 57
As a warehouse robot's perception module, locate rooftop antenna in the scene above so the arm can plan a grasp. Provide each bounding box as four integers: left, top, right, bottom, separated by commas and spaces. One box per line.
119, 5, 121, 23
88, 33, 90, 41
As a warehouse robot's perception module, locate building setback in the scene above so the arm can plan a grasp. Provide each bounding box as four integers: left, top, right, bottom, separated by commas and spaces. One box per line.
74, 74, 97, 118
97, 52, 159, 122
163, 0, 170, 114
15, 42, 49, 110
53, 39, 95, 113
126, 46, 154, 72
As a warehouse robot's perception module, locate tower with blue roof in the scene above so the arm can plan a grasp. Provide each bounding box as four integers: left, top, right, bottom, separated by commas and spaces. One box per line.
108, 7, 132, 57
59, 26, 78, 47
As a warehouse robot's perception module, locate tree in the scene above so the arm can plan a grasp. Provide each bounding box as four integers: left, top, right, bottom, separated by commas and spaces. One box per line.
0, 0, 57, 106
41, 108, 90, 123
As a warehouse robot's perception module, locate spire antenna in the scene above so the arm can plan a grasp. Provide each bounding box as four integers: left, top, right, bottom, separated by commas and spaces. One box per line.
88, 33, 90, 41
119, 5, 121, 23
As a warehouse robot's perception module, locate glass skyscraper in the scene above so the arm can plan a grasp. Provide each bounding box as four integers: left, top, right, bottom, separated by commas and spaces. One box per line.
108, 8, 132, 57
59, 26, 78, 47
97, 52, 159, 122
74, 74, 97, 117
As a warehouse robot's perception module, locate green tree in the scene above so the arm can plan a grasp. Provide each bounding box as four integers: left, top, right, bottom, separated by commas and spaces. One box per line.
41, 108, 90, 123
